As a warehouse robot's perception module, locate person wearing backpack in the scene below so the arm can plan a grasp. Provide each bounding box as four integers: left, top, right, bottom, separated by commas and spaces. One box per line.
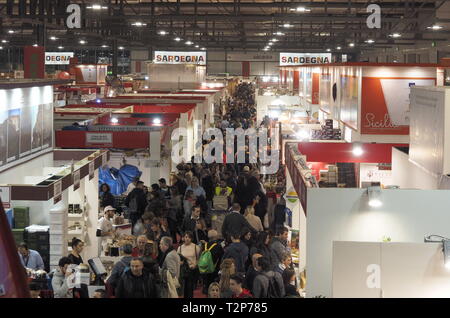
125, 181, 147, 232
201, 230, 224, 295
106, 244, 133, 292
177, 231, 201, 298
252, 256, 285, 298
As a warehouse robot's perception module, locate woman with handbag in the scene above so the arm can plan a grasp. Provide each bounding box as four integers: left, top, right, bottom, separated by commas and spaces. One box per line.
177, 231, 201, 298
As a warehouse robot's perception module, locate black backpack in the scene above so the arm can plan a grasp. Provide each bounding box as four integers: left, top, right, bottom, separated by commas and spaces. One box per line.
263, 273, 282, 298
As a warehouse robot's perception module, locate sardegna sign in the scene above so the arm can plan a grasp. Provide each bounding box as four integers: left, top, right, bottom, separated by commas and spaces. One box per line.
280, 53, 332, 66
45, 52, 74, 65
154, 51, 206, 65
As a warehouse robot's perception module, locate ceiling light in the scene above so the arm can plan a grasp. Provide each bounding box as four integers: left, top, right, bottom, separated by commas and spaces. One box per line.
185, 41, 193, 45
153, 118, 161, 124
349, 43, 355, 47
366, 39, 375, 44
0, 47, 3, 50
79, 40, 86, 44
49, 36, 57, 40
88, 4, 107, 10
159, 30, 167, 35
352, 145, 364, 156
8, 30, 14, 34
263, 48, 269, 51
389, 33, 402, 38
118, 46, 124, 50
58, 46, 64, 49
200, 47, 206, 51
268, 42, 274, 46
283, 23, 293, 28
132, 22, 147, 27
427, 25, 443, 30
195, 45, 199, 48
1, 40, 8, 43
326, 48, 331, 52
275, 32, 285, 36
271, 38, 278, 42
101, 45, 108, 48
32, 44, 38, 47
111, 117, 118, 124
174, 37, 181, 41
337, 46, 341, 50
296, 7, 311, 12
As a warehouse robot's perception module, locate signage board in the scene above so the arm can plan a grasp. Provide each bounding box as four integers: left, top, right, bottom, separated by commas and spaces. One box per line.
86, 133, 113, 146
45, 52, 74, 65
280, 53, 331, 66
154, 51, 206, 65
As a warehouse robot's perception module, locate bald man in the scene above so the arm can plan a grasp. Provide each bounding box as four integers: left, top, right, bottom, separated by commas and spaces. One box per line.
132, 235, 148, 257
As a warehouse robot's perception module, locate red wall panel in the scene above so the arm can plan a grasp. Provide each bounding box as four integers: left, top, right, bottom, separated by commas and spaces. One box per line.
55, 131, 150, 149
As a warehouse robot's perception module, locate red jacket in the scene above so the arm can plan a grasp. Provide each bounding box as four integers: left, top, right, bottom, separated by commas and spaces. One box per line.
232, 288, 253, 298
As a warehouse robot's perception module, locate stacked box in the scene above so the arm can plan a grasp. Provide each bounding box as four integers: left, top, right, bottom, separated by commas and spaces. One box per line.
49, 209, 67, 269
13, 207, 30, 229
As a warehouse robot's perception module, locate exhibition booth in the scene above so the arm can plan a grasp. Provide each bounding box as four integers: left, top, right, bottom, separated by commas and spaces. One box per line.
281, 62, 442, 144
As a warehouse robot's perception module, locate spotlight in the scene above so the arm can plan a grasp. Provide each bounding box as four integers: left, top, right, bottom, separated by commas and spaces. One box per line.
1, 40, 8, 43
367, 186, 382, 208
283, 23, 293, 28
336, 46, 341, 50
111, 117, 119, 124
8, 30, 14, 34
58, 46, 64, 49
274, 32, 285, 36
352, 145, 363, 156
200, 47, 206, 51
366, 39, 375, 44
159, 30, 167, 35
427, 25, 443, 30
326, 48, 331, 52
96, 99, 101, 103
349, 43, 355, 47
132, 22, 147, 27
49, 36, 57, 40
32, 44, 38, 47
87, 4, 107, 10
195, 45, 199, 48
79, 40, 86, 44
153, 118, 161, 124
119, 46, 124, 50
185, 41, 193, 45
174, 37, 181, 41
101, 45, 108, 48
389, 33, 402, 38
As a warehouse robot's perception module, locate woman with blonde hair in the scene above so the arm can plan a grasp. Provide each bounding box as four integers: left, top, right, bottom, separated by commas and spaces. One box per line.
244, 206, 264, 232
218, 258, 236, 298
208, 282, 221, 298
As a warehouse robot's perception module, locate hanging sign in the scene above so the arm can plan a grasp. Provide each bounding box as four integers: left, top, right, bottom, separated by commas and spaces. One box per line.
280, 53, 331, 66
86, 132, 113, 147
154, 51, 206, 65
73, 170, 80, 191
45, 52, 74, 65
89, 161, 95, 180
54, 180, 62, 204
0, 186, 11, 209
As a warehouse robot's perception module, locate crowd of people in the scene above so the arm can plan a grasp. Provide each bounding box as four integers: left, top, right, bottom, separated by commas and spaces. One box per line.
22, 82, 300, 298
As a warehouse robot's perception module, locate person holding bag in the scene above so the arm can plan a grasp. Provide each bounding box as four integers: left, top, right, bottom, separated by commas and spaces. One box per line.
177, 231, 201, 298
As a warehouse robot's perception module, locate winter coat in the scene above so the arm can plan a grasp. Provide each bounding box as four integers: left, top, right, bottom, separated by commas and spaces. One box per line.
107, 256, 133, 290
252, 271, 285, 298
223, 242, 249, 273
51, 268, 73, 298
115, 270, 159, 298
270, 237, 291, 265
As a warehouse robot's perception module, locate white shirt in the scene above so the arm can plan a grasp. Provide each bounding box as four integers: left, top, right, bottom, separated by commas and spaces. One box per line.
98, 216, 113, 237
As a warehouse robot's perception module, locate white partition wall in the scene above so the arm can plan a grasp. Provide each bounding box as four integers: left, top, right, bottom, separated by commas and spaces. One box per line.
333, 241, 450, 298
306, 187, 450, 297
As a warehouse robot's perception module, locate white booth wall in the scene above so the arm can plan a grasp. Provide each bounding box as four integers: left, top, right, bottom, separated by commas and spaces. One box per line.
0, 152, 53, 184
255, 95, 302, 124
306, 187, 450, 297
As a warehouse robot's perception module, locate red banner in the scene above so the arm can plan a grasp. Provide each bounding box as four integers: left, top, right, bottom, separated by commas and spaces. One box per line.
24, 46, 45, 79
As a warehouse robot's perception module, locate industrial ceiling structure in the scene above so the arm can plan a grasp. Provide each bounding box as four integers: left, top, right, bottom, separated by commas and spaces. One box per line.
0, 1, 449, 53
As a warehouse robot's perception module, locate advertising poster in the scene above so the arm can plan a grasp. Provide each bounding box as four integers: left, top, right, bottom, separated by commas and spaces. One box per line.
19, 106, 32, 158
31, 104, 43, 152
340, 74, 359, 130
42, 103, 53, 148
0, 111, 8, 166
361, 78, 435, 135
7, 109, 21, 163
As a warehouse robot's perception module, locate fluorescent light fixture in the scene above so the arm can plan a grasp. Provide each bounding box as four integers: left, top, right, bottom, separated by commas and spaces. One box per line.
283, 23, 293, 28
101, 45, 108, 48
159, 30, 167, 35
271, 38, 278, 42
366, 39, 375, 44
427, 25, 442, 30
185, 41, 193, 45
367, 186, 382, 208
8, 30, 14, 34
88, 4, 107, 10
349, 43, 355, 47
1, 40, 8, 43
295, 7, 311, 12
275, 32, 285, 36
389, 33, 402, 38
111, 117, 119, 124
132, 22, 147, 27
58, 46, 64, 49
79, 40, 86, 44
153, 118, 161, 124
352, 145, 364, 156
174, 37, 181, 41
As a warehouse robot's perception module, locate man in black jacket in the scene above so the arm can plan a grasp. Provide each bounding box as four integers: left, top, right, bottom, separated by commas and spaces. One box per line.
115, 258, 159, 298
181, 205, 207, 244
125, 181, 147, 232
221, 203, 256, 243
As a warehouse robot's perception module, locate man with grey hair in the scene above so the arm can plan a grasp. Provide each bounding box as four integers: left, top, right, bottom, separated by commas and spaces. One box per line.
159, 236, 181, 298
